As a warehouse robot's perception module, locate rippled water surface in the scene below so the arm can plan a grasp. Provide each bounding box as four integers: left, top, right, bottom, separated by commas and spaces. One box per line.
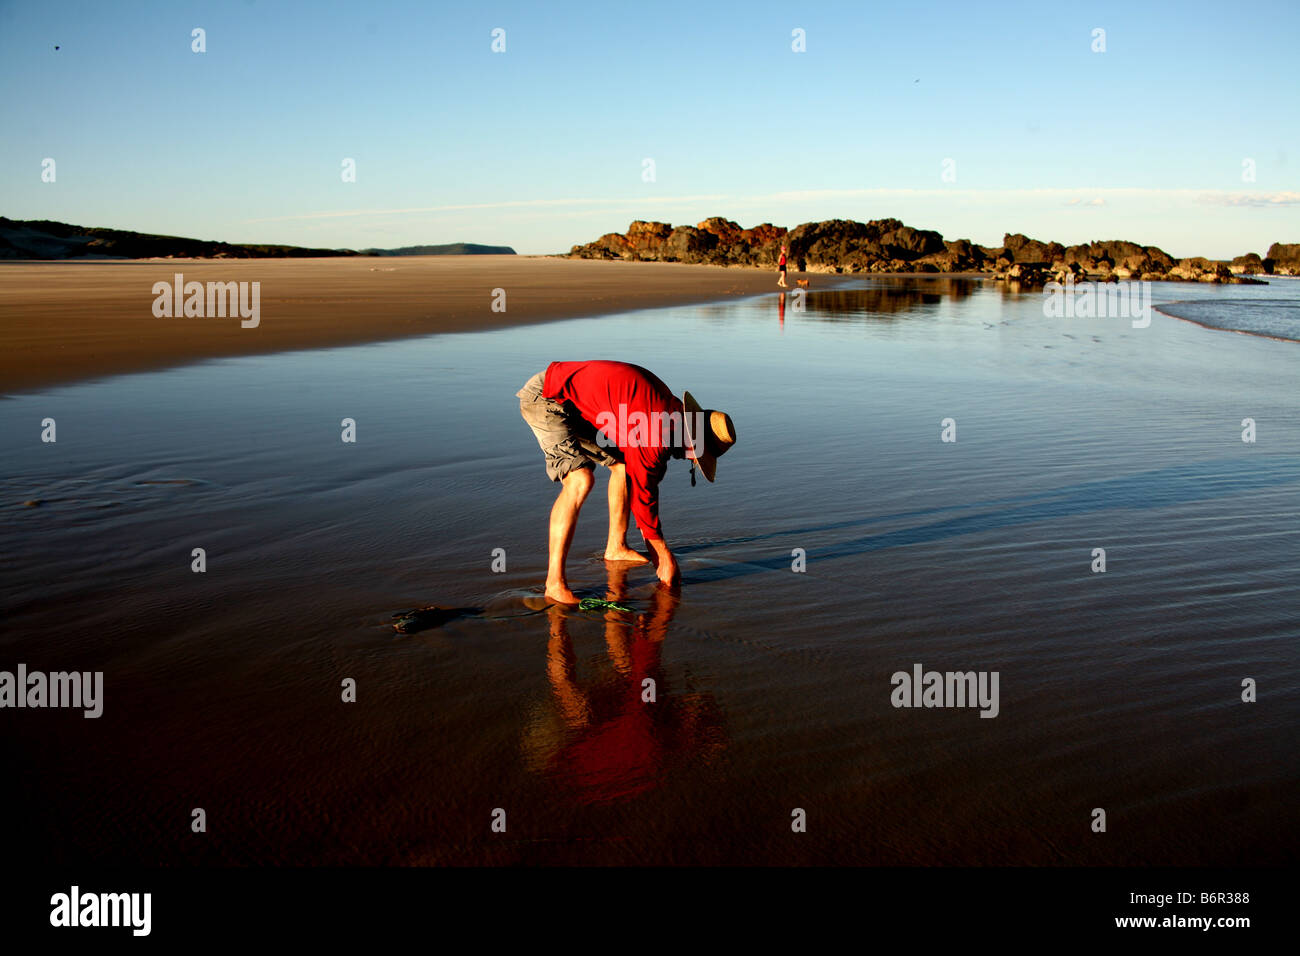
2, 277, 1297, 864
1155, 295, 1300, 342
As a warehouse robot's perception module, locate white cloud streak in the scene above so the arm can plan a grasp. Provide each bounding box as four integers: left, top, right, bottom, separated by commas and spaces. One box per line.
242, 187, 1300, 225
1195, 191, 1300, 207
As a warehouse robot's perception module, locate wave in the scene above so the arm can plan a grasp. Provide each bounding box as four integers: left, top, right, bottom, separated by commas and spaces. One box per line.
1154, 298, 1300, 343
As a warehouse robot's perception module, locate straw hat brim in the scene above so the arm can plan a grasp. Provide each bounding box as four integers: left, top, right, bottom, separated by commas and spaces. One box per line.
683, 391, 724, 482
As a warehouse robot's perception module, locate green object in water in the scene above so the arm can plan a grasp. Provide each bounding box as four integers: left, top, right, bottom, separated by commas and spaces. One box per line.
578, 597, 633, 613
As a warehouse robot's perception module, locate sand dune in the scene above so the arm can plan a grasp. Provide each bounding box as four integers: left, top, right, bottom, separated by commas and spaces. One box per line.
0, 256, 797, 394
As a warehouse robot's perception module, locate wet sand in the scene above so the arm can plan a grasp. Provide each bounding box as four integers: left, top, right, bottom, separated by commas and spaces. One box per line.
2, 278, 1296, 865
0, 256, 812, 394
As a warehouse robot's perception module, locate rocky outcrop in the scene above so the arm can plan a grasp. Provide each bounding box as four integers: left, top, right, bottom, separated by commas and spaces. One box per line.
663, 225, 718, 261
788, 219, 944, 272
572, 216, 946, 273
570, 218, 786, 266
1057, 240, 1175, 273
1167, 257, 1230, 282
695, 218, 787, 266
569, 217, 1284, 284
1230, 253, 1264, 275
1003, 233, 1065, 266
1265, 243, 1300, 275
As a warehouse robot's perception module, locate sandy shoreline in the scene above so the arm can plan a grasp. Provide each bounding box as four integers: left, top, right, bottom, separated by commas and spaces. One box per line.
0, 256, 845, 394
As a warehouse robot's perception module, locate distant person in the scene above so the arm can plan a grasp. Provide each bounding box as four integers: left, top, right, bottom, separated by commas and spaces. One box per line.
777, 245, 789, 288
517, 360, 736, 604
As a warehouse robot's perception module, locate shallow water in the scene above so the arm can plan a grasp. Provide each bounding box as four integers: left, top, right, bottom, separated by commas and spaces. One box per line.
2, 276, 1297, 864
1155, 294, 1300, 342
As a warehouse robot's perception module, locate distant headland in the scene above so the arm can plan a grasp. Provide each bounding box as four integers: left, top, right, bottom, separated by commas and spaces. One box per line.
0, 218, 515, 260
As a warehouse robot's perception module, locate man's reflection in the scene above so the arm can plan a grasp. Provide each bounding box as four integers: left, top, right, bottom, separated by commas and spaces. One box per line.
521, 564, 725, 803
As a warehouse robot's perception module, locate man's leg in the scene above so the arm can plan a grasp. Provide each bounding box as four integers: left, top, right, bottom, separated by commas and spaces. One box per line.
603, 461, 652, 564
546, 466, 595, 604
520, 372, 600, 602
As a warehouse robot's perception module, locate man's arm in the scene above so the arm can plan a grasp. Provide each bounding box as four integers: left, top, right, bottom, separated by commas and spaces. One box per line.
626, 448, 678, 585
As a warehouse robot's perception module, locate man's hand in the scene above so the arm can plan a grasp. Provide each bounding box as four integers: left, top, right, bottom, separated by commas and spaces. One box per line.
656, 555, 679, 587
647, 538, 680, 587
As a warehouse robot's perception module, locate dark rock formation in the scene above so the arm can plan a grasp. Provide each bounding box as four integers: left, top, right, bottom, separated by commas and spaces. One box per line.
573, 216, 948, 273
1230, 253, 1264, 275
789, 218, 945, 271
1167, 257, 1231, 282
1003, 233, 1065, 265
569, 217, 1282, 285
1265, 243, 1300, 275
664, 225, 717, 261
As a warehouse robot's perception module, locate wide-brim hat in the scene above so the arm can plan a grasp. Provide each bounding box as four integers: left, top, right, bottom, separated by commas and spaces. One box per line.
682, 391, 736, 483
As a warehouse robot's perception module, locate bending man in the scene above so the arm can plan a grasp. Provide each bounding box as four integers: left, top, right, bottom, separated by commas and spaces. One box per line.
517, 360, 736, 604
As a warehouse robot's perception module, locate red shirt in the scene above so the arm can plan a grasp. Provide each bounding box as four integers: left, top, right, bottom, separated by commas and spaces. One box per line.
543, 360, 682, 541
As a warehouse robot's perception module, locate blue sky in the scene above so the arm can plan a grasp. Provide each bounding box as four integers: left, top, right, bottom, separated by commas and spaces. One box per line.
1, 0, 1296, 257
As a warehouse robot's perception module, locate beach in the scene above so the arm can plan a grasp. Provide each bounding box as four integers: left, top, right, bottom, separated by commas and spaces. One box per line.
5, 0, 1297, 932
2, 274, 1296, 865
0, 256, 812, 394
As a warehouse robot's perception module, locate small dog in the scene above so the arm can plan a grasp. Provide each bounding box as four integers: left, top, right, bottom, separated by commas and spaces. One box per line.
795, 278, 810, 288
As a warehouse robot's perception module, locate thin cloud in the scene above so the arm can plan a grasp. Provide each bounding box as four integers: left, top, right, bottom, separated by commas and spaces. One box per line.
244, 187, 1287, 225
735, 187, 1203, 203
244, 195, 728, 224
1197, 191, 1300, 207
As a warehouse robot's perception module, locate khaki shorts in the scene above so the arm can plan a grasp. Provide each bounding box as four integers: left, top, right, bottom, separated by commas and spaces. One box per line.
517, 371, 621, 481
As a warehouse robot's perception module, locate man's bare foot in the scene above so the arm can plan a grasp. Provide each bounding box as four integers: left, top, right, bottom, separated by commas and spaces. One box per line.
544, 583, 580, 605
604, 546, 651, 565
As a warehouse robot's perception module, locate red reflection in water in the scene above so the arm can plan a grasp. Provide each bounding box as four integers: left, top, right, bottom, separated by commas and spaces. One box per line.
522, 564, 725, 804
